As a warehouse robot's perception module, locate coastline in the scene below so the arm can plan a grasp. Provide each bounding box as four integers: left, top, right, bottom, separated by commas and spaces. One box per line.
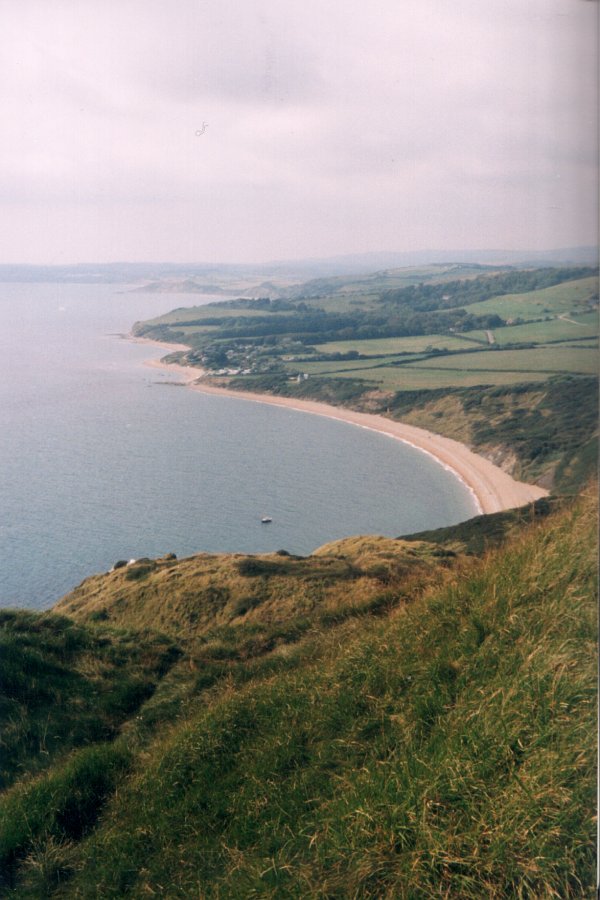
140, 342, 549, 516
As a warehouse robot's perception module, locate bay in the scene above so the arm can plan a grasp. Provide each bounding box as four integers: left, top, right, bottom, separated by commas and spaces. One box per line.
0, 283, 477, 609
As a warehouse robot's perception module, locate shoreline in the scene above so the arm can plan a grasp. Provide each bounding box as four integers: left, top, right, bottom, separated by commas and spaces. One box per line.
138, 339, 549, 516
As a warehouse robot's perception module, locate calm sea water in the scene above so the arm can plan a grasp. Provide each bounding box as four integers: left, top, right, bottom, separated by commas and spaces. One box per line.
0, 283, 477, 609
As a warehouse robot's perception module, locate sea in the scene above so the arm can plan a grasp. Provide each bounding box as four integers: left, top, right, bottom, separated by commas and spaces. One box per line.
0, 283, 478, 610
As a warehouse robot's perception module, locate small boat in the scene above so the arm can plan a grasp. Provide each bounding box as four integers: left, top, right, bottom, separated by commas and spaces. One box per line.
261, 516, 273, 524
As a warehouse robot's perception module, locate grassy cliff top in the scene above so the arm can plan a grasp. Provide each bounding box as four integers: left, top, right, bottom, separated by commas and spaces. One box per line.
1, 487, 596, 897
56, 536, 454, 644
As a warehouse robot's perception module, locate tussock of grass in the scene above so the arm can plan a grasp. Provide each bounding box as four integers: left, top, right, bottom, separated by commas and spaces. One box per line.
13, 487, 593, 898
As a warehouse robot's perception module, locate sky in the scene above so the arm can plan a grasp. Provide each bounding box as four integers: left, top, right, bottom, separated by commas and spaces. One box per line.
0, 0, 597, 264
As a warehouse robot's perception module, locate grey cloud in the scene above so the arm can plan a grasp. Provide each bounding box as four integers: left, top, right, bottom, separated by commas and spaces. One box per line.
0, 0, 597, 263
124, 4, 324, 107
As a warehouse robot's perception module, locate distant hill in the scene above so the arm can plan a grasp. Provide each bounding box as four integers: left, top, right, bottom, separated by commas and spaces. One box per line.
0, 246, 596, 283
265, 245, 599, 275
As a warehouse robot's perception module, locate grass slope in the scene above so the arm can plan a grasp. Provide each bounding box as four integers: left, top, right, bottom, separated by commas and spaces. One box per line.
460, 275, 598, 320
0, 489, 595, 897
388, 377, 599, 491
55, 540, 453, 652
400, 497, 560, 555
0, 614, 180, 792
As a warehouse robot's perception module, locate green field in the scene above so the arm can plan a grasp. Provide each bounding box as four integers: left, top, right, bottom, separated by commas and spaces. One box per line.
324, 366, 552, 390
293, 344, 596, 391
143, 305, 282, 325
407, 346, 598, 375
460, 276, 598, 320
559, 342, 599, 350
488, 312, 599, 346
136, 266, 598, 395
314, 333, 486, 356
291, 338, 597, 392
286, 355, 425, 376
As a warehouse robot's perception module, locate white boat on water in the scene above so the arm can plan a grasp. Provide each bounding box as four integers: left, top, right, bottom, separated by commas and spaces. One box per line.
261, 516, 273, 524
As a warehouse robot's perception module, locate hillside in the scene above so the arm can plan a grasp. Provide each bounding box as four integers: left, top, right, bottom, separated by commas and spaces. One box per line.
56, 539, 453, 644
134, 264, 598, 492
0, 488, 596, 897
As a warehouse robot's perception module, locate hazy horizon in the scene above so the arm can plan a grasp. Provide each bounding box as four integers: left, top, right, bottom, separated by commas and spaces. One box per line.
0, 245, 597, 273
1, 1, 598, 265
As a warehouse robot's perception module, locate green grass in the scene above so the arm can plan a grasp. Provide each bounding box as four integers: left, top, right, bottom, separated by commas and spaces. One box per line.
401, 497, 559, 554
140, 305, 283, 327
490, 312, 598, 346
55, 539, 447, 645
406, 346, 598, 375
286, 342, 597, 390
0, 612, 180, 791
0, 489, 595, 897
287, 344, 597, 391
314, 333, 487, 355
300, 317, 598, 381
458, 276, 598, 320
0, 743, 132, 892
324, 366, 551, 389
285, 355, 424, 376
11, 488, 592, 898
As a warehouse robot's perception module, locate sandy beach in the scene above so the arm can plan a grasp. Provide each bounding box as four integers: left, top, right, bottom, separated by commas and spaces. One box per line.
141, 345, 549, 516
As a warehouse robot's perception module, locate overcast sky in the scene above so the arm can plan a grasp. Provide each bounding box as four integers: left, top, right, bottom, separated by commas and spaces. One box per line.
0, 0, 597, 264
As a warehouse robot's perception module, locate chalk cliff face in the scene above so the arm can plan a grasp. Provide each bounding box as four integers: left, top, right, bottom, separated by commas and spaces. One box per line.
0, 489, 596, 898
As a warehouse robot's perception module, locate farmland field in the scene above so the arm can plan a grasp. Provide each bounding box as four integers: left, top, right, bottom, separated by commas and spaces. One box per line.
321, 366, 552, 390
558, 342, 599, 349
313, 333, 487, 356
407, 346, 598, 374
136, 266, 598, 396
460, 276, 598, 320
285, 356, 425, 376
489, 312, 598, 346
294, 343, 597, 391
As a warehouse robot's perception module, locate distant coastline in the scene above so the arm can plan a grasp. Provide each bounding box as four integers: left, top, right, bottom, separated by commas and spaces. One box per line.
137, 338, 549, 516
